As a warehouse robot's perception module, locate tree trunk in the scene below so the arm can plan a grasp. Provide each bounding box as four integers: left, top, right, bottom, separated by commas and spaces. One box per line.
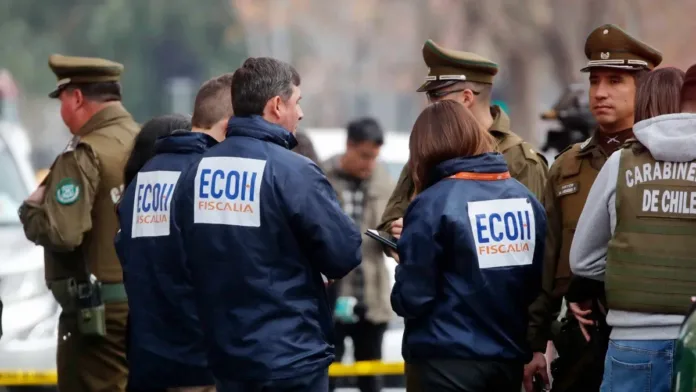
506, 49, 537, 144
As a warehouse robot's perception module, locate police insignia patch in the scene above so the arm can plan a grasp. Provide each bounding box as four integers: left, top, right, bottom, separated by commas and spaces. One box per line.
557, 182, 579, 197
55, 178, 80, 205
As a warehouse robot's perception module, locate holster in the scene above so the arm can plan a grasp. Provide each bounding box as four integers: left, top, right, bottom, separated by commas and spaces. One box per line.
49, 277, 107, 337
46, 245, 126, 337
550, 301, 610, 392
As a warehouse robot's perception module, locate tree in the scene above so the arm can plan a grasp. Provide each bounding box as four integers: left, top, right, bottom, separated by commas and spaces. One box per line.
0, 0, 246, 122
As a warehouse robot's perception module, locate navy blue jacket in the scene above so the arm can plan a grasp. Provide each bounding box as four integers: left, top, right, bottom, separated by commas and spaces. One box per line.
174, 115, 362, 382
391, 153, 546, 363
115, 131, 218, 390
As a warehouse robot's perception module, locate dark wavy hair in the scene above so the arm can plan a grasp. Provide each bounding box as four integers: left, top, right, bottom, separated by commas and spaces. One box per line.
123, 114, 191, 188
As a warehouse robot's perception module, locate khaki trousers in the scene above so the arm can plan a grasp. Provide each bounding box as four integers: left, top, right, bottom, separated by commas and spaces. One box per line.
57, 302, 129, 392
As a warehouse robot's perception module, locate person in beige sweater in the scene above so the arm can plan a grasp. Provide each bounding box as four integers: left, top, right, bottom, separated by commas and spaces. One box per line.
324, 117, 396, 392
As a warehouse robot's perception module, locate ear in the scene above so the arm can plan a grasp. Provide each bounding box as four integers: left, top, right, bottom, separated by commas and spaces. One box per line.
271, 96, 283, 117
461, 89, 476, 108
73, 88, 85, 107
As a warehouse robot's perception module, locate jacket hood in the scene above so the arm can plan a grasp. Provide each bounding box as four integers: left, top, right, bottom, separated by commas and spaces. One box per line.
633, 113, 696, 162
226, 115, 298, 150
154, 131, 218, 155
429, 152, 508, 187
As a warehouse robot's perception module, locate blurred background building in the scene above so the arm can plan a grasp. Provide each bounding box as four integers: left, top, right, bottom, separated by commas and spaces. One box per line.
2, 0, 696, 169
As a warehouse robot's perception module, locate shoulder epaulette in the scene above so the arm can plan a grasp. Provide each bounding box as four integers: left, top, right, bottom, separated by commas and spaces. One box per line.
554, 143, 576, 160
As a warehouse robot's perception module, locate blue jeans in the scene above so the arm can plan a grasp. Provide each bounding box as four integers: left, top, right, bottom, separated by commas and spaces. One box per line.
600, 339, 675, 392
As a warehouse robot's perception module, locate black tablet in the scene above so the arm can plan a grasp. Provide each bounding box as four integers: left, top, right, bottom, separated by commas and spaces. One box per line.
365, 229, 398, 251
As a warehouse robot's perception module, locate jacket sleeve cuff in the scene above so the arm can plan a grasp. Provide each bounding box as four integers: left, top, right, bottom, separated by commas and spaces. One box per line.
527, 327, 549, 353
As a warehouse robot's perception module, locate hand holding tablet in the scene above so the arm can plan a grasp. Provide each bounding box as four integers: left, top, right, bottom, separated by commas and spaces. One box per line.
365, 229, 398, 251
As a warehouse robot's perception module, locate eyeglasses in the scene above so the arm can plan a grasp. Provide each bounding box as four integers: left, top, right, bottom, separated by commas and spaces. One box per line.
426, 88, 481, 101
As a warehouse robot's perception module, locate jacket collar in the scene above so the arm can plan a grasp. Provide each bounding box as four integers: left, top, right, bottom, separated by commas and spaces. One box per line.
226, 115, 298, 150
577, 127, 633, 157
489, 105, 512, 135
429, 153, 508, 187
77, 103, 133, 137
577, 129, 602, 156
154, 131, 218, 155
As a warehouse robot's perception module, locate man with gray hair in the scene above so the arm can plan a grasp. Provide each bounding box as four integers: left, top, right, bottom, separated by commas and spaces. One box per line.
174, 57, 362, 392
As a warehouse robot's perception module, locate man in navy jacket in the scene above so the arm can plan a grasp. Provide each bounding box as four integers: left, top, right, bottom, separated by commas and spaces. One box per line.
174, 57, 362, 391
115, 73, 235, 391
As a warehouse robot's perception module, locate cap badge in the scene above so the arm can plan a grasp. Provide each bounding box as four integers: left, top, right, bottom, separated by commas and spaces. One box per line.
439, 75, 467, 81
56, 78, 71, 88
600, 52, 610, 60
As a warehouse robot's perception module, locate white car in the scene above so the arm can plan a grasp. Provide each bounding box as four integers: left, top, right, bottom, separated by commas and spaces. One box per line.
304, 128, 408, 385
0, 121, 60, 392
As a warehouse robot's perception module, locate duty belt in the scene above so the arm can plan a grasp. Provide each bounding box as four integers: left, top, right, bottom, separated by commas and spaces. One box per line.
100, 283, 128, 304
49, 279, 127, 311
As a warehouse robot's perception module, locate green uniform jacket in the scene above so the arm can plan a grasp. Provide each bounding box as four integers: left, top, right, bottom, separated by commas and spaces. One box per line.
376, 106, 548, 233
20, 103, 138, 284
19, 103, 138, 392
526, 134, 608, 352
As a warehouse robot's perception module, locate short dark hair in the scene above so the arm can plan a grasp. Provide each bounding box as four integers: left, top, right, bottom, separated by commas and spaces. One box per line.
231, 57, 301, 117
635, 67, 685, 123
65, 82, 122, 102
191, 73, 235, 129
409, 101, 494, 193
123, 114, 191, 187
346, 117, 384, 145
463, 81, 493, 103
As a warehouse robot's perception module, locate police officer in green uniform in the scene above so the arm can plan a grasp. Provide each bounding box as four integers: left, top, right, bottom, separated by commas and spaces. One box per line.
568, 30, 689, 391
377, 39, 548, 244
19, 55, 138, 392
523, 24, 662, 392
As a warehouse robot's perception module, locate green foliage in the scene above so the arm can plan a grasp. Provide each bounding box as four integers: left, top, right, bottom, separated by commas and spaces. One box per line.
0, 0, 246, 121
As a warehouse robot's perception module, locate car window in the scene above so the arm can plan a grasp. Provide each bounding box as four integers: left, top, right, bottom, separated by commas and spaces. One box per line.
0, 138, 29, 225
